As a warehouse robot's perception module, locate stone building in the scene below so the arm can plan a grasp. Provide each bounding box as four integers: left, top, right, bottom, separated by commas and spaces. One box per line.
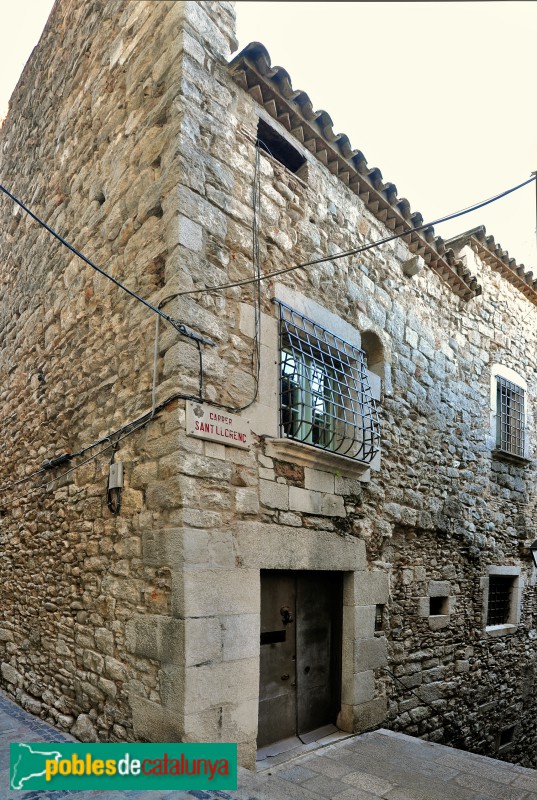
1, 0, 536, 770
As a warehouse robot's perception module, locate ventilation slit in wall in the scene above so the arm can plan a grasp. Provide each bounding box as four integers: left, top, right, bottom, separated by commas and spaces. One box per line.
499, 725, 515, 748
375, 604, 384, 632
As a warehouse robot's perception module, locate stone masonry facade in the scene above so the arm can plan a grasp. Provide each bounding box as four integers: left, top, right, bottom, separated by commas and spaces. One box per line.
0, 0, 536, 770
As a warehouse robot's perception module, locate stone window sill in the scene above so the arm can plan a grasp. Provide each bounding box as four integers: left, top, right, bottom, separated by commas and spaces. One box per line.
485, 624, 517, 637
491, 449, 531, 466
264, 437, 371, 481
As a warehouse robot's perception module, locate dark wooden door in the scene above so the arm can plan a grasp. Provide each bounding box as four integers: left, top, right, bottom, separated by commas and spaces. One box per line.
258, 570, 342, 748
296, 571, 342, 736
258, 571, 297, 747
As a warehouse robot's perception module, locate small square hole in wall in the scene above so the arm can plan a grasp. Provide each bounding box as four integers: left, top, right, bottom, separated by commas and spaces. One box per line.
498, 725, 516, 751
429, 596, 449, 616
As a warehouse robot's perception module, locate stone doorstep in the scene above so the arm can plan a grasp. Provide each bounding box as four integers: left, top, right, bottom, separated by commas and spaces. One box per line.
253, 729, 537, 785
255, 729, 357, 772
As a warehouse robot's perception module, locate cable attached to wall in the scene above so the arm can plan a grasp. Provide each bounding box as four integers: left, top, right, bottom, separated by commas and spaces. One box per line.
0, 175, 534, 501
0, 389, 201, 504
172, 175, 537, 297
0, 182, 214, 348
250, 141, 262, 406
153, 140, 265, 414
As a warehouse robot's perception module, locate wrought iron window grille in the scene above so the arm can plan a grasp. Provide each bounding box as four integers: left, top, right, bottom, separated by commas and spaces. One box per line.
495, 376, 525, 458
276, 300, 380, 464
487, 575, 514, 626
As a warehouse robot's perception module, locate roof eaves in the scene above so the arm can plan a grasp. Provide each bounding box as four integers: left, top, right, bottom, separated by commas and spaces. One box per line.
458, 227, 537, 306
229, 42, 481, 301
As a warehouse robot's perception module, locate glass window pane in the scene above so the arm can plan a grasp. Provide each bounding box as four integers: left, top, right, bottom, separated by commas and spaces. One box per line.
277, 301, 380, 463
496, 377, 525, 457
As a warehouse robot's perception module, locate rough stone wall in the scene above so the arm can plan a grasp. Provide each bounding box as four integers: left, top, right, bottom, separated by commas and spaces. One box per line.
371, 243, 537, 766
1, 0, 537, 769
200, 39, 537, 765
382, 525, 537, 767
0, 0, 236, 744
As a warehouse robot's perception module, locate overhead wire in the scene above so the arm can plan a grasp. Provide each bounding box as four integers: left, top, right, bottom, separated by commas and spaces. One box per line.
0, 467, 47, 495
0, 182, 213, 346
154, 139, 266, 413
248, 140, 262, 409
0, 390, 200, 503
153, 295, 205, 404
0, 145, 266, 494
0, 180, 216, 500
0, 174, 534, 502
3, 175, 532, 310
171, 175, 536, 297
106, 440, 122, 516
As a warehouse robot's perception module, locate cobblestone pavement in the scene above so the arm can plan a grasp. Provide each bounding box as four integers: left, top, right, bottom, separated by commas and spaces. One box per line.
2, 688, 537, 800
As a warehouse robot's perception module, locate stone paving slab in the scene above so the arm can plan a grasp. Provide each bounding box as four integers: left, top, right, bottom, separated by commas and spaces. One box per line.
1, 688, 537, 800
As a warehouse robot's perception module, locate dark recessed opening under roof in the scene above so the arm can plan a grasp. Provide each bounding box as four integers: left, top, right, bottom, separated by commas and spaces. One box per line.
257, 118, 306, 175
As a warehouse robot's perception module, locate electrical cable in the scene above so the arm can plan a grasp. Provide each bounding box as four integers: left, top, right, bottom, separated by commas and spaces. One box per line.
0, 174, 533, 498
0, 394, 186, 507
154, 140, 266, 414
196, 339, 204, 401
0, 467, 47, 495
151, 314, 160, 419
0, 390, 201, 503
0, 149, 267, 492
171, 175, 536, 297
0, 423, 117, 495
250, 141, 262, 404
153, 294, 204, 403
0, 182, 214, 347
151, 174, 535, 416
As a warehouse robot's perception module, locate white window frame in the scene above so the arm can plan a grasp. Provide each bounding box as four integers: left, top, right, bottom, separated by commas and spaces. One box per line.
481, 566, 522, 637
276, 296, 379, 466
489, 364, 529, 461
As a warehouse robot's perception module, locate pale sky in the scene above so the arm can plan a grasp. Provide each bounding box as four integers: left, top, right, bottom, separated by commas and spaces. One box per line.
1, 1, 536, 270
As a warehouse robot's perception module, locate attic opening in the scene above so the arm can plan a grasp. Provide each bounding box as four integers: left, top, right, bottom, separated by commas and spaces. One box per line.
257, 117, 307, 176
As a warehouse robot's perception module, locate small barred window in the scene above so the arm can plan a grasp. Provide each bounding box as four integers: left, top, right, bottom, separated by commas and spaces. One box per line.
487, 575, 515, 626
496, 376, 525, 458
276, 301, 380, 464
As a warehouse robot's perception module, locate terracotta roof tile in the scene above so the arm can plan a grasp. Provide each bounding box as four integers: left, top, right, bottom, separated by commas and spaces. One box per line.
229, 42, 482, 301
446, 226, 537, 306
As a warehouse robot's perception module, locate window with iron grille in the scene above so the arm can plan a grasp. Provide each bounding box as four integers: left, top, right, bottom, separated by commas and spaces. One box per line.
487, 575, 515, 626
496, 376, 525, 458
276, 301, 380, 463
